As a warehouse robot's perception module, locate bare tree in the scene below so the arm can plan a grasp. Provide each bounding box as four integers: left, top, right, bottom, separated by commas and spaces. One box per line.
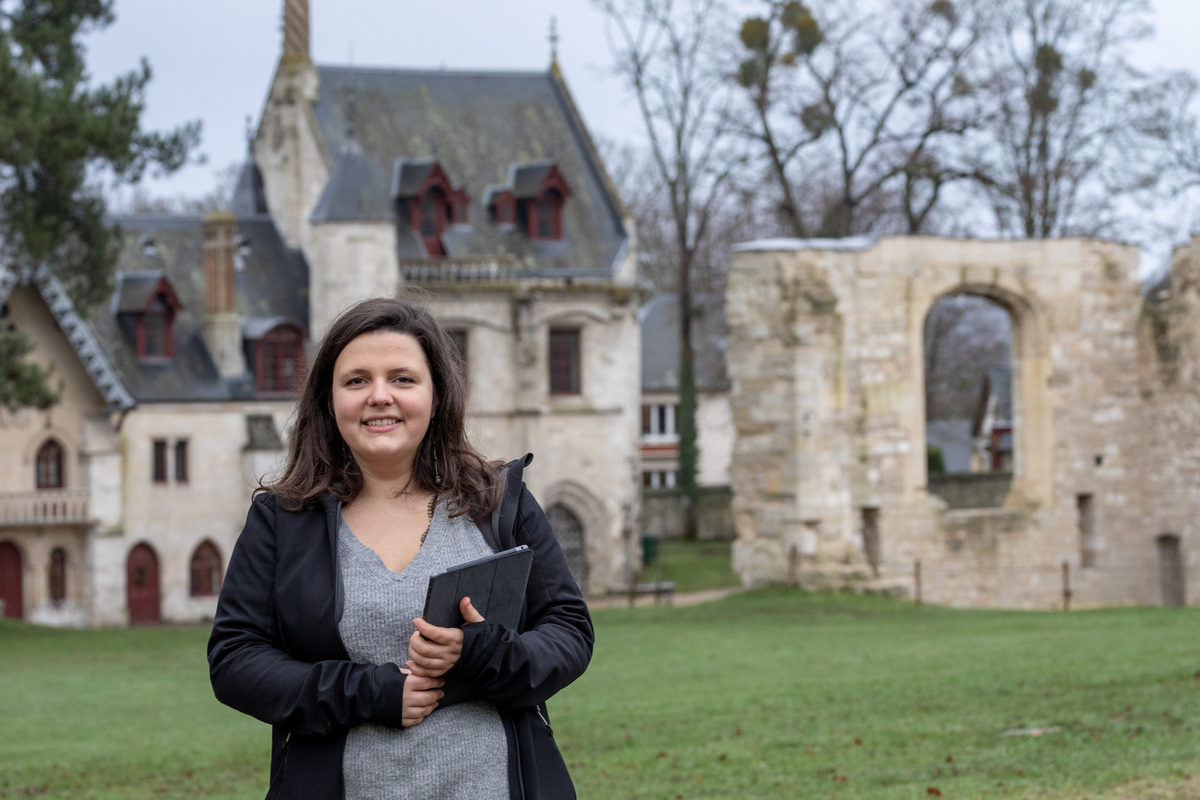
966, 0, 1184, 238
733, 0, 984, 238
596, 0, 740, 538
923, 295, 1012, 421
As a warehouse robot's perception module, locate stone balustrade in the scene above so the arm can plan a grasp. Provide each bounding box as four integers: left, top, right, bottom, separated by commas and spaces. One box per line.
0, 490, 90, 526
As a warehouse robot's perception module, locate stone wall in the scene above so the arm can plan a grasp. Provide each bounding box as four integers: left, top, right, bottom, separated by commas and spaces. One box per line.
727, 236, 1198, 608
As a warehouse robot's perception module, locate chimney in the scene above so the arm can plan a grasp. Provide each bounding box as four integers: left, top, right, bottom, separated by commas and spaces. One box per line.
283, 0, 310, 60
202, 212, 245, 379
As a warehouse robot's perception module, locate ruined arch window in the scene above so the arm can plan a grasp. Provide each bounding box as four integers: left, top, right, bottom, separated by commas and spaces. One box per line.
35, 439, 65, 490
256, 324, 305, 394
190, 540, 223, 597
49, 547, 67, 604
923, 294, 1014, 507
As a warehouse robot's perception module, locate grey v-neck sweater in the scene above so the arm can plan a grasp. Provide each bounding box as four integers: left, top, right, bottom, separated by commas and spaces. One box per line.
337, 502, 509, 800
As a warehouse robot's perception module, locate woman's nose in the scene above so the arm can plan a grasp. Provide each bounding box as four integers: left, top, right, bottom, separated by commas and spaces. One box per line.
368, 379, 393, 404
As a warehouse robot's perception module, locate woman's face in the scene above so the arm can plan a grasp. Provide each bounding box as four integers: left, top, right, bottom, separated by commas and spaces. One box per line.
331, 330, 435, 479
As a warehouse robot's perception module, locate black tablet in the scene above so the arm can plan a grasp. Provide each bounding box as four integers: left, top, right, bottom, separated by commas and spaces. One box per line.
422, 545, 533, 628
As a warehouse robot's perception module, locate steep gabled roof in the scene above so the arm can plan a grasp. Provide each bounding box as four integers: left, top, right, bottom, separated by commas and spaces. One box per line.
0, 265, 135, 411
310, 65, 627, 275
81, 212, 309, 403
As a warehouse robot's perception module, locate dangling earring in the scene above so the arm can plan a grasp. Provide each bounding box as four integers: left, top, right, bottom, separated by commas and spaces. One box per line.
432, 440, 442, 485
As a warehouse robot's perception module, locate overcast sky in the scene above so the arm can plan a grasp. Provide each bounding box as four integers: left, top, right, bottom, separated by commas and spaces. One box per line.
84, 0, 1200, 248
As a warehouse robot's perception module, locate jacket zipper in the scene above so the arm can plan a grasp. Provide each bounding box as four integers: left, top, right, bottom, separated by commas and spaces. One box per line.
535, 704, 553, 736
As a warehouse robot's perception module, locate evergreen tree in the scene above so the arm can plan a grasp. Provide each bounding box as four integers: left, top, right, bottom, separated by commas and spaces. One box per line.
0, 0, 199, 406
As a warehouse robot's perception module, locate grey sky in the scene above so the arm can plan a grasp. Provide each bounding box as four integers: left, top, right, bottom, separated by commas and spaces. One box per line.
86, 0, 1200, 234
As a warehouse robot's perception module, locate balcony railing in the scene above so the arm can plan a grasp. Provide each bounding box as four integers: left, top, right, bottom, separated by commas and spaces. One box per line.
0, 490, 90, 527
400, 257, 516, 284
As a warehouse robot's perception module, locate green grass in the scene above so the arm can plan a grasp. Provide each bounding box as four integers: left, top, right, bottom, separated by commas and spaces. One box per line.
641, 539, 740, 593
0, 621, 266, 799
2, 592, 1199, 799
555, 590, 1200, 799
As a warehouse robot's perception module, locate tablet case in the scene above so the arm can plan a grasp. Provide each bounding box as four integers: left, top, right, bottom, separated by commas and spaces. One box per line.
422, 545, 533, 628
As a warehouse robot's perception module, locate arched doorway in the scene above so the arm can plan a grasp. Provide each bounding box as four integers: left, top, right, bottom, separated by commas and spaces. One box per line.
546, 504, 588, 591
0, 541, 23, 619
126, 543, 161, 624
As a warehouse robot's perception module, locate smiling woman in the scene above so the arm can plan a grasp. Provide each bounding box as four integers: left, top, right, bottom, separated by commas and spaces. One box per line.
207, 296, 594, 800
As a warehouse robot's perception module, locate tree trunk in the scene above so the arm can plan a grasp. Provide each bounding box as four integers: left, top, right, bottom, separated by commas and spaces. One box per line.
677, 248, 700, 541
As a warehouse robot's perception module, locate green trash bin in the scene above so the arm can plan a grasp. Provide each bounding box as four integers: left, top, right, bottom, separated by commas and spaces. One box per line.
641, 535, 660, 566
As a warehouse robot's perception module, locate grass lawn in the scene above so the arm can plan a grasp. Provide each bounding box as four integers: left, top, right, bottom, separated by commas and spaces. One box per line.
641, 539, 740, 593
2, 591, 1199, 799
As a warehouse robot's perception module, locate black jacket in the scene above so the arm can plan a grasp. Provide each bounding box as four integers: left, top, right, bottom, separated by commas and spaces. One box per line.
207, 455, 593, 800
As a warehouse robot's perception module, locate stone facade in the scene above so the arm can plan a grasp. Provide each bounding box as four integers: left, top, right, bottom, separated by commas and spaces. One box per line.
727, 236, 1199, 608
0, 2, 640, 626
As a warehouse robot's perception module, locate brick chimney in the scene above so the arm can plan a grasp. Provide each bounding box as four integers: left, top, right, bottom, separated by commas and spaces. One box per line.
202, 212, 245, 378
283, 0, 309, 60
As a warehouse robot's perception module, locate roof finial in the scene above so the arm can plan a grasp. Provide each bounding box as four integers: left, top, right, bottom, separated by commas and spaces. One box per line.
244, 115, 254, 152
549, 16, 559, 66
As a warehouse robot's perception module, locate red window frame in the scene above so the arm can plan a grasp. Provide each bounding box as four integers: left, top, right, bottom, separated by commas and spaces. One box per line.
189, 540, 223, 596
35, 439, 65, 489
256, 324, 306, 394
549, 327, 581, 395
529, 191, 564, 241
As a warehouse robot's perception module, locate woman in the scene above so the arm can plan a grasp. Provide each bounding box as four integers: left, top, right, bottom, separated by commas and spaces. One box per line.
208, 297, 593, 800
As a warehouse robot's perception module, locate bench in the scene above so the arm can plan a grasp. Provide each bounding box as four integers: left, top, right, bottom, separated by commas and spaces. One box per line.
621, 579, 676, 607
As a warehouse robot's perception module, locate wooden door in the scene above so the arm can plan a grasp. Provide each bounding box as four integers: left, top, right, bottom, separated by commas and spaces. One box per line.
127, 543, 161, 624
0, 541, 23, 619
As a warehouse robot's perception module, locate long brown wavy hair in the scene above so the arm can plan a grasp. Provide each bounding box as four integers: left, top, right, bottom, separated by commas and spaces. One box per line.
265, 296, 503, 518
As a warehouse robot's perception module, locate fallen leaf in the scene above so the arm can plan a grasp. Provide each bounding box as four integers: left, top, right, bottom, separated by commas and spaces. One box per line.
945, 755, 953, 763
835, 775, 848, 783
854, 738, 863, 745
927, 788, 942, 797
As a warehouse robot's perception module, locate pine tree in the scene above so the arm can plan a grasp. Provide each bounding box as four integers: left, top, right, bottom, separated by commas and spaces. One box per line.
0, 0, 199, 406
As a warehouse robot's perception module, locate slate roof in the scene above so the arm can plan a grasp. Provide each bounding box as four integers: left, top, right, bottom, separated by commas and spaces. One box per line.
640, 292, 729, 393
311, 136, 389, 223
309, 65, 627, 275
85, 211, 309, 403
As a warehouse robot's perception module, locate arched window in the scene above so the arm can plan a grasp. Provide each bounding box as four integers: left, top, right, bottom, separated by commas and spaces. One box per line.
35, 439, 64, 490
256, 324, 306, 394
49, 548, 67, 604
545, 504, 588, 591
190, 541, 223, 597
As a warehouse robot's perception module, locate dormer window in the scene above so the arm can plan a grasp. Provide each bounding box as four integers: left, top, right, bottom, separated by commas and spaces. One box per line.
391, 159, 468, 258
114, 272, 182, 363
505, 161, 571, 242
531, 191, 564, 240
141, 292, 173, 358
255, 322, 306, 394
487, 187, 516, 227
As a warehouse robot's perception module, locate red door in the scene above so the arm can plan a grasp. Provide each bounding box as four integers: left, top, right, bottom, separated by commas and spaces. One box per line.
0, 541, 23, 619
126, 543, 161, 624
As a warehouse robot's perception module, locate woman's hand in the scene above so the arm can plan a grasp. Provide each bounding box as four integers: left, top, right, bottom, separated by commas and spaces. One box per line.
399, 669, 444, 727
406, 597, 485, 678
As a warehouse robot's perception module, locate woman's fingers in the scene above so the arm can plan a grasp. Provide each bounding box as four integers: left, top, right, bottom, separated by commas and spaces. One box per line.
460, 596, 485, 624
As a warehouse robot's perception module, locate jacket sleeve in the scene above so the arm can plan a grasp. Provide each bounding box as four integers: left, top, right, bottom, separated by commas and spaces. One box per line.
452, 486, 594, 709
207, 494, 409, 734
